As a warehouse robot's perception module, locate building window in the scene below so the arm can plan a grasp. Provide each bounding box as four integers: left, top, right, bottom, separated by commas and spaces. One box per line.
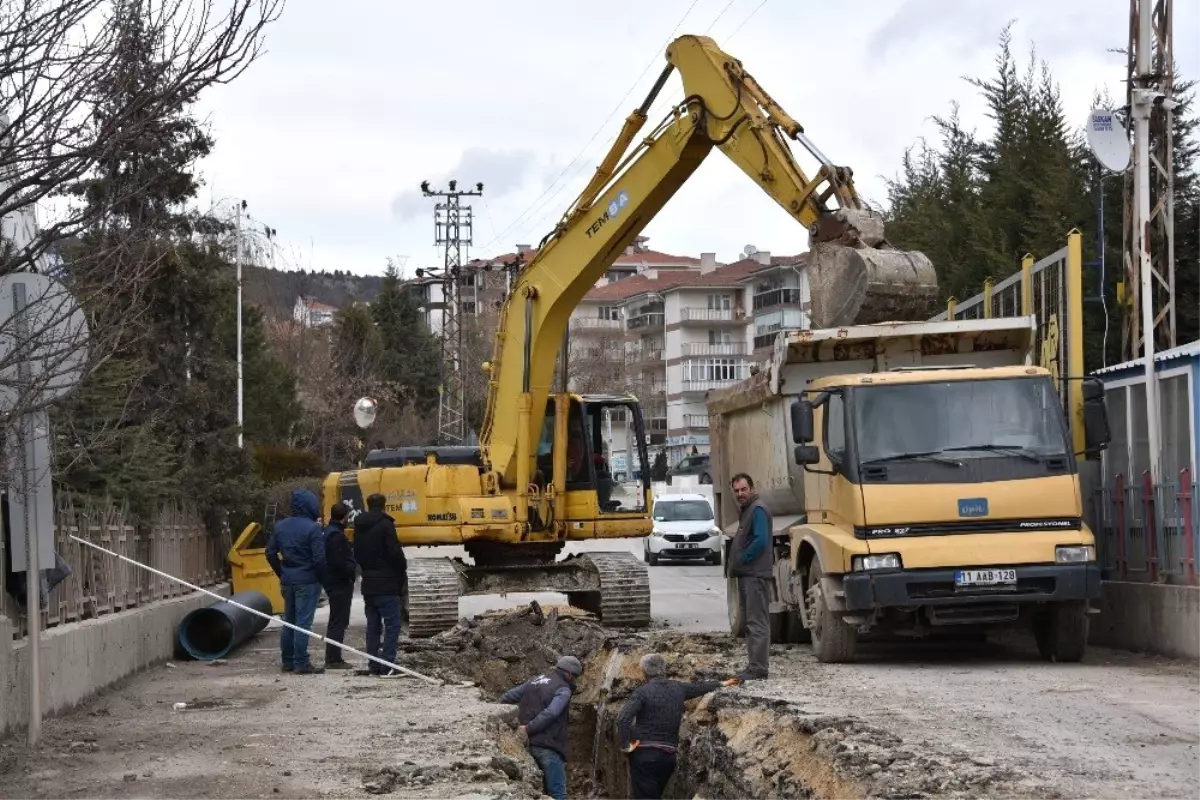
708, 330, 732, 344
707, 294, 732, 311
462, 302, 477, 314
684, 358, 749, 382
598, 306, 620, 320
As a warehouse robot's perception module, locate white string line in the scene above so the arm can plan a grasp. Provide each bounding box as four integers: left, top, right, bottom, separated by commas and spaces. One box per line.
68, 534, 443, 685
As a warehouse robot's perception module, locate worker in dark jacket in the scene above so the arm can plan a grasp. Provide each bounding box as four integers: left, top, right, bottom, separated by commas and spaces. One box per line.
729, 472, 773, 679
499, 655, 582, 800
265, 487, 327, 675
352, 493, 406, 676
322, 502, 357, 670
618, 653, 739, 798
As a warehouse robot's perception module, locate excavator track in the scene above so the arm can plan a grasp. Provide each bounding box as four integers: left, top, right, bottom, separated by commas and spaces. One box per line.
575, 551, 652, 628
406, 558, 462, 638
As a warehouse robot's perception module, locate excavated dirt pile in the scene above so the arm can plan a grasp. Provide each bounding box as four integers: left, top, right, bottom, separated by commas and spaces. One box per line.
383, 605, 1049, 800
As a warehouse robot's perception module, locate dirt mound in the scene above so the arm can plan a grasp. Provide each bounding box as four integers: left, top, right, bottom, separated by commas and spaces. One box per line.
394, 601, 613, 698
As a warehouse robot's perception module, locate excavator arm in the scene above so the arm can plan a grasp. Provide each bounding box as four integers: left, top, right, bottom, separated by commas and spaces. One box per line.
479, 34, 937, 490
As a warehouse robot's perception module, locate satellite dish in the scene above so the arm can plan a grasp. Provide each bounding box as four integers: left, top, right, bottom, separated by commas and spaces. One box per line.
743, 244, 757, 257
353, 397, 378, 429
1086, 109, 1130, 173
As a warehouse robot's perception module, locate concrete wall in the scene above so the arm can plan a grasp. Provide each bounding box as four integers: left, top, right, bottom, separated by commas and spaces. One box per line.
1090, 581, 1199, 660
0, 584, 230, 737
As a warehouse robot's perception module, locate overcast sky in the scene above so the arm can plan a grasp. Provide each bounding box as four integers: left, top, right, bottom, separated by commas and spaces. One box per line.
192, 0, 1200, 278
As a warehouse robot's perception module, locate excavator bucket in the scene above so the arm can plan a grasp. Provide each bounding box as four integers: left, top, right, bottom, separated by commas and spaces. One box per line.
805, 209, 939, 328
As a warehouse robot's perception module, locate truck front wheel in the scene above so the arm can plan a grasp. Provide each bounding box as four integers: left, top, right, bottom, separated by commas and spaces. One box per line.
1033, 601, 1089, 663
807, 559, 857, 663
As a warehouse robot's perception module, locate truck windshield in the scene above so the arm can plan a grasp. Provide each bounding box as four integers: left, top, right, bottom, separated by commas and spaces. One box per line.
852, 376, 1069, 465
653, 500, 714, 522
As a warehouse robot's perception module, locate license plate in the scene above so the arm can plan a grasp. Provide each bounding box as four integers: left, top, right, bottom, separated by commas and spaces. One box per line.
955, 568, 1017, 587
679, 542, 698, 549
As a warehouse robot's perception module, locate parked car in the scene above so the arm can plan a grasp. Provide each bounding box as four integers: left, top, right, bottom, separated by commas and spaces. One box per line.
643, 494, 722, 566
667, 453, 712, 484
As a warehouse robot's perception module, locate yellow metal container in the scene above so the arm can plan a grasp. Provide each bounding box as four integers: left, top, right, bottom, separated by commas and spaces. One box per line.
227, 522, 284, 614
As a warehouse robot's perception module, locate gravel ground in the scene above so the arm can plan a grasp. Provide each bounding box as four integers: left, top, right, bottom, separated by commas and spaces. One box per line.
741, 635, 1200, 799
0, 588, 1195, 800
0, 626, 533, 800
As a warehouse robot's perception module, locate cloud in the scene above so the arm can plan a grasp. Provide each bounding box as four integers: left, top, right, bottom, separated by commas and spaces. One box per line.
390, 147, 537, 223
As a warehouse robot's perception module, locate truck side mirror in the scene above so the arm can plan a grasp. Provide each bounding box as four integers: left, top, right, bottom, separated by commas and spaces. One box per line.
790, 399, 814, 443
794, 445, 820, 465
1081, 376, 1111, 455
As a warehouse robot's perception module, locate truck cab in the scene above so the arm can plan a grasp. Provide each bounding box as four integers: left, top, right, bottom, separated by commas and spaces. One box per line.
708, 318, 1112, 663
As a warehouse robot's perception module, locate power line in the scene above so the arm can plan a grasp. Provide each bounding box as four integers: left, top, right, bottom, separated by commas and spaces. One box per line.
477, 0, 703, 253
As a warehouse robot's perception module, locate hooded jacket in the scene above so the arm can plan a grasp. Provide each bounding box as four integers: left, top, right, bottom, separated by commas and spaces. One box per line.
353, 509, 407, 597
265, 488, 328, 586
323, 520, 357, 590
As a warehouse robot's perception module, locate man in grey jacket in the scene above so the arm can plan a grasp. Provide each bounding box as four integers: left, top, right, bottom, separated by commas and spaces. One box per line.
729, 472, 773, 680
618, 653, 740, 798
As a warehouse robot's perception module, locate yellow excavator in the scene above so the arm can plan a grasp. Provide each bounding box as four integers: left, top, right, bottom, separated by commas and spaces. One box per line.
319, 34, 939, 636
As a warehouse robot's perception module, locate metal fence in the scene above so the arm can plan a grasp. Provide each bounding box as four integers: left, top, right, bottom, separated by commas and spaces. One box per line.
928, 236, 1085, 448
1090, 469, 1199, 585
1, 495, 231, 639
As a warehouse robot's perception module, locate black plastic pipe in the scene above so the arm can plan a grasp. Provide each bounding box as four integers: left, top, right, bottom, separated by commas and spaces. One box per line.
177, 590, 273, 660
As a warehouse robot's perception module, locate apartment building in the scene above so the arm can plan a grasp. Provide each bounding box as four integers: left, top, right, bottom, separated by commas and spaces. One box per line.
568, 248, 810, 471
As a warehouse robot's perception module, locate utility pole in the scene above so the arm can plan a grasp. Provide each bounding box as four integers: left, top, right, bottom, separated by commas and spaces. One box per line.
1123, 0, 1176, 484
420, 179, 483, 445
235, 200, 246, 450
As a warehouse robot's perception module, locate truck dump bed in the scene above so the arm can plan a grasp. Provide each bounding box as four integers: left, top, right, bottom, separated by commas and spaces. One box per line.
705, 317, 1038, 531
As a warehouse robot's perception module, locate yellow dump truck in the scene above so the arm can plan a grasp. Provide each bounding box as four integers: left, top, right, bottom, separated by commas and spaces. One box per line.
707, 316, 1112, 663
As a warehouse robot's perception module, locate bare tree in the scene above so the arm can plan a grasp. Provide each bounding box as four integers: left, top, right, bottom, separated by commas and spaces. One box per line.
0, 0, 282, 427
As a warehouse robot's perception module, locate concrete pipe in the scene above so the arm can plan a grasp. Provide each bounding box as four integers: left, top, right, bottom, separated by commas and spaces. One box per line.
177, 590, 273, 660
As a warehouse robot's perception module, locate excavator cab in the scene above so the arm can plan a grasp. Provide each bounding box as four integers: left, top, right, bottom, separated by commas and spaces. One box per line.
535, 393, 651, 517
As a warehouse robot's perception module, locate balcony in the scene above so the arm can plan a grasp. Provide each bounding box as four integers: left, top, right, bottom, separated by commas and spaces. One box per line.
627, 311, 665, 331
573, 317, 623, 330
681, 342, 747, 357
752, 287, 805, 312
683, 414, 709, 429
679, 307, 746, 325
624, 345, 664, 364
681, 378, 742, 393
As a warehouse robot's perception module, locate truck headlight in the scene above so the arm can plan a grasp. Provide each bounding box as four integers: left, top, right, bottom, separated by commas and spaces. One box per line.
1055, 545, 1094, 563
852, 553, 902, 571
709, 527, 721, 537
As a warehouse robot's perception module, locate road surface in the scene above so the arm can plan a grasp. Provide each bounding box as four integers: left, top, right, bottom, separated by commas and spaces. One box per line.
395, 538, 1199, 799
0, 537, 1194, 799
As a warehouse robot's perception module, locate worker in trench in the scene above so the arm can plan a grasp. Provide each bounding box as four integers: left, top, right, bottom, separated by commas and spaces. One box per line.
499, 655, 583, 800
729, 472, 773, 680
618, 654, 741, 799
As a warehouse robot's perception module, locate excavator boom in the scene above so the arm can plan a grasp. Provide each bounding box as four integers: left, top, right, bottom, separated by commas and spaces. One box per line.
304, 34, 939, 638
480, 34, 937, 487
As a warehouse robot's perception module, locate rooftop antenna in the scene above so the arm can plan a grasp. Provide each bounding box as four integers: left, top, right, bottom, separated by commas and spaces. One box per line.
742, 244, 757, 258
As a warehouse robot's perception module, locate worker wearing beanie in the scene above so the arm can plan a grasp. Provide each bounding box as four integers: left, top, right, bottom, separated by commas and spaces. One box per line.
500, 655, 583, 800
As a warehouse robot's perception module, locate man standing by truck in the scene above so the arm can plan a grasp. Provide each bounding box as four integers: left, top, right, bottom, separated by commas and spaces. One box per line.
730, 473, 772, 680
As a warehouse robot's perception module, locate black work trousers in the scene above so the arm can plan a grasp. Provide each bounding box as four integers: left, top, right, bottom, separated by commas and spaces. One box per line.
628, 748, 677, 799
324, 584, 354, 663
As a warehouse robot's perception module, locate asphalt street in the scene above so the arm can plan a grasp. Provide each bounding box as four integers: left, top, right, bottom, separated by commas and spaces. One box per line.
331, 536, 729, 633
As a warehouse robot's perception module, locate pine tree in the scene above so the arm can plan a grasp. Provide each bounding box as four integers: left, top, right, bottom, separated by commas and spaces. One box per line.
371, 261, 442, 415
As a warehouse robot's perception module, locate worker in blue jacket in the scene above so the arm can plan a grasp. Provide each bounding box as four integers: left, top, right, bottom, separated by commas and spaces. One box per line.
729, 472, 773, 680
265, 487, 328, 675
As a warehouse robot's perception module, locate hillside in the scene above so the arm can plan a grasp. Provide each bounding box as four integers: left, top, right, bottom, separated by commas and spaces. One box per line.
242, 264, 385, 319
